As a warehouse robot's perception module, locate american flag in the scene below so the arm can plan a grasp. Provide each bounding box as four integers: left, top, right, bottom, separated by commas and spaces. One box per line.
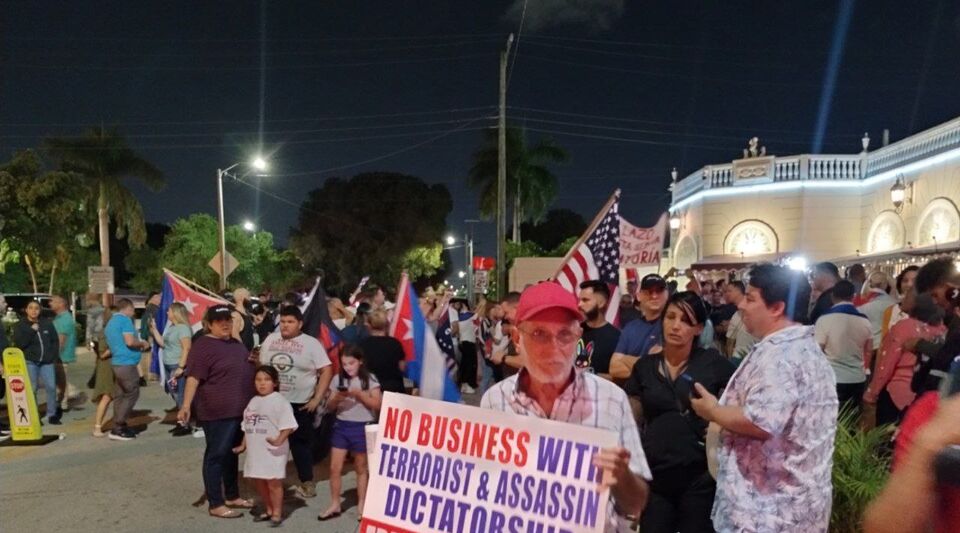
434, 307, 459, 380
554, 192, 622, 324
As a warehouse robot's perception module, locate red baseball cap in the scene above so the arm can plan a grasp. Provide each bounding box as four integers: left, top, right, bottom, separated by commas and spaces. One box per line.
515, 281, 584, 323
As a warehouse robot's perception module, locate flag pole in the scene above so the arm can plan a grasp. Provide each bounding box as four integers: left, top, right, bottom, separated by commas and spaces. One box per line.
550, 188, 621, 280
162, 269, 228, 302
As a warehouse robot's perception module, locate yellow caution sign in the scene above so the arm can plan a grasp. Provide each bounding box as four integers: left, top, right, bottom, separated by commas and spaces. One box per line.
3, 348, 43, 441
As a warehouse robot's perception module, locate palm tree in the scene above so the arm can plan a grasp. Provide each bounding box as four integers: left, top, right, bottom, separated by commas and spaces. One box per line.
468, 126, 568, 243
45, 127, 165, 274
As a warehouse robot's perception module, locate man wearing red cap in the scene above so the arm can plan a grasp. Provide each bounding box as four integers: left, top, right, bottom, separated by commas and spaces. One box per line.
481, 281, 652, 532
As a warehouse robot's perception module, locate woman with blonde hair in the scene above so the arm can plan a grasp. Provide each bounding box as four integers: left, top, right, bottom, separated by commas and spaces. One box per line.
149, 302, 194, 436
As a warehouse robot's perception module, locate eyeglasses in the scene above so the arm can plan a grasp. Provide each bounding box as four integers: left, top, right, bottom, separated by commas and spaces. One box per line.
518, 326, 580, 346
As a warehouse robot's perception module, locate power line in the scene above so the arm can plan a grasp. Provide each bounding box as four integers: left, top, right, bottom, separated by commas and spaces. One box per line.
3, 32, 506, 44
1, 106, 496, 128
507, 0, 529, 89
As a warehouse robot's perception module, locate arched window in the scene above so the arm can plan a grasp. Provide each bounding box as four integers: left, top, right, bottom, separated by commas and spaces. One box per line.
673, 235, 698, 269
723, 220, 778, 257
867, 211, 905, 253
916, 197, 960, 246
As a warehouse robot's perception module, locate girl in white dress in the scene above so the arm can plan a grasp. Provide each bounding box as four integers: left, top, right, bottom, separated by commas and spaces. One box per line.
233, 365, 297, 526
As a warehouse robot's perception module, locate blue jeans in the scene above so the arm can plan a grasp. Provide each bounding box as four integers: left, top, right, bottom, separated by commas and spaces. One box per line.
26, 361, 58, 420
163, 364, 185, 409
480, 359, 495, 393
200, 418, 243, 508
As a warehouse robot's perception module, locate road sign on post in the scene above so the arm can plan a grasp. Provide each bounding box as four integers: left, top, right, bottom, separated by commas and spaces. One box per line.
208, 250, 239, 279
87, 266, 115, 294
473, 269, 490, 294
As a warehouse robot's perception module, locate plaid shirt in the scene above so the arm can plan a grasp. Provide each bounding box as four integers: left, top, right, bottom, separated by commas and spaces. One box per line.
481, 369, 652, 533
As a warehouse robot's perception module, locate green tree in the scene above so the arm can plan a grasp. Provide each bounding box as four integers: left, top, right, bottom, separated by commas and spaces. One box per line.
520, 208, 587, 251
290, 172, 452, 293
147, 214, 303, 293
468, 126, 568, 243
45, 127, 165, 273
0, 150, 94, 292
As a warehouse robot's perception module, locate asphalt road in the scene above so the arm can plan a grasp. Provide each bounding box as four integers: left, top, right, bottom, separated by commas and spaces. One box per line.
0, 348, 435, 533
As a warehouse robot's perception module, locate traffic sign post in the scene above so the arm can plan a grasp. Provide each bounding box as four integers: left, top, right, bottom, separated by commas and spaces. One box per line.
87, 266, 115, 294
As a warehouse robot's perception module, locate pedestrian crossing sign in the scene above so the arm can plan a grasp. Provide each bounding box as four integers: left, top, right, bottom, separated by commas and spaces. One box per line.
3, 348, 43, 441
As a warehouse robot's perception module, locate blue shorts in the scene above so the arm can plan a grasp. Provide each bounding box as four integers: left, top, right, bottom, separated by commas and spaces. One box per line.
330, 419, 368, 453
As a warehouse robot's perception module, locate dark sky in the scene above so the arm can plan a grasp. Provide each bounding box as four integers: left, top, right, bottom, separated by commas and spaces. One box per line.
3, 0, 960, 276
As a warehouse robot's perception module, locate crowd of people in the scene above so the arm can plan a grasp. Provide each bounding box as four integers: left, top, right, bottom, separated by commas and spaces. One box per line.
2, 255, 959, 531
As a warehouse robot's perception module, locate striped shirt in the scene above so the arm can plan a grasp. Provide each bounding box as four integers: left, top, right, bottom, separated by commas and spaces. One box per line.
481, 369, 652, 533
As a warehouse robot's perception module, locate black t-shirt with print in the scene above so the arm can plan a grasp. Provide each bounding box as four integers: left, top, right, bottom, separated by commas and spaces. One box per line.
580, 322, 621, 374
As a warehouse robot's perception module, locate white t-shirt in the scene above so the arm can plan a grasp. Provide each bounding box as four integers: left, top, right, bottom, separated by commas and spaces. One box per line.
259, 332, 332, 403
241, 392, 298, 479
332, 373, 380, 423
728, 311, 757, 359
814, 307, 873, 384
457, 314, 477, 344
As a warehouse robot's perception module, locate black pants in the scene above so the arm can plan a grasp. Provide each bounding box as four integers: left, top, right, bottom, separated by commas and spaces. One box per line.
289, 403, 315, 483
458, 341, 478, 388
641, 465, 716, 533
836, 381, 865, 415
876, 388, 904, 426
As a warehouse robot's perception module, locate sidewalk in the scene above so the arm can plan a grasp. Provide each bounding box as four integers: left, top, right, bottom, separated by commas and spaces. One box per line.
0, 348, 363, 533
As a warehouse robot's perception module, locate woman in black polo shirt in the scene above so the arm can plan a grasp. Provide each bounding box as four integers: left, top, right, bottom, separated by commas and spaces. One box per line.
624, 291, 734, 533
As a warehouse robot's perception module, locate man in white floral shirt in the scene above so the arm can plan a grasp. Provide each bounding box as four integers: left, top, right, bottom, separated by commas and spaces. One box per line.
691, 263, 838, 532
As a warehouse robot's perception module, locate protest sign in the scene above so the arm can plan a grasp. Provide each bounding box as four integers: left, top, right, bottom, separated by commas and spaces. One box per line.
619, 213, 667, 267
360, 392, 617, 533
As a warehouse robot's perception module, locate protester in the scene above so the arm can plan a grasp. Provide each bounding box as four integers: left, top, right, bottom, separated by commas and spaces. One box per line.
104, 298, 151, 440
91, 307, 116, 437
358, 309, 406, 394
814, 280, 873, 413
249, 300, 274, 346
318, 345, 382, 521
50, 295, 78, 412
863, 363, 960, 532
610, 274, 667, 381
721, 281, 756, 363
690, 263, 838, 532
857, 271, 897, 354
907, 258, 959, 393
139, 292, 162, 385
623, 291, 734, 533
477, 300, 504, 393
862, 294, 945, 428
149, 302, 193, 436
808, 261, 841, 324
326, 297, 354, 330
847, 263, 867, 297
452, 299, 479, 394
178, 304, 257, 519
577, 280, 620, 376
259, 305, 333, 499
481, 282, 652, 532
14, 300, 61, 424
340, 302, 371, 345
881, 265, 920, 339
489, 291, 522, 374
232, 365, 298, 526
230, 288, 256, 351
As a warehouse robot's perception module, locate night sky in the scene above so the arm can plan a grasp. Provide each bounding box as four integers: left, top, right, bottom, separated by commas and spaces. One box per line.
3, 1, 960, 275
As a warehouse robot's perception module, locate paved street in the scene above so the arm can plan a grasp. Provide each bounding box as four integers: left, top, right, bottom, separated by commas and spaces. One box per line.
0, 349, 369, 533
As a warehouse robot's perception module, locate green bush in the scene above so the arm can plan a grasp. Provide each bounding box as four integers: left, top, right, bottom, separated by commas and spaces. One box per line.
830, 406, 894, 533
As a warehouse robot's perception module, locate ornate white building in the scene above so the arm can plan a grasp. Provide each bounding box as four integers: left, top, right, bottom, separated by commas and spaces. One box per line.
668, 116, 960, 276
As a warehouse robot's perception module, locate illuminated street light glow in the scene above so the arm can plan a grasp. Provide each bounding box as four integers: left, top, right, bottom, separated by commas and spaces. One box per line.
458, 271, 466, 278
242, 220, 256, 232
251, 156, 268, 172
445, 235, 456, 246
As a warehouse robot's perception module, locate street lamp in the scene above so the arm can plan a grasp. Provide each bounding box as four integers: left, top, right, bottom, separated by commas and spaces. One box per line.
458, 271, 466, 279
445, 235, 457, 246
217, 156, 269, 290
242, 220, 256, 232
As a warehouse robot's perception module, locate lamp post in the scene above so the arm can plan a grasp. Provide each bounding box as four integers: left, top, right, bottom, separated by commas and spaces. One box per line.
216, 156, 268, 290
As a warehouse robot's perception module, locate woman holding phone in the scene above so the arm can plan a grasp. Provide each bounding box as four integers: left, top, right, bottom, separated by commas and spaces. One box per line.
623, 291, 734, 533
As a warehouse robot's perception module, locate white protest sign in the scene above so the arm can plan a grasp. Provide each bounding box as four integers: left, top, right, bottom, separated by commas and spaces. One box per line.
360, 392, 617, 533
619, 213, 667, 267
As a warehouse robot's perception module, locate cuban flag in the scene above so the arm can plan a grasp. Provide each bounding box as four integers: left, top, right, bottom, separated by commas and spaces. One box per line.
300, 276, 344, 374
390, 274, 461, 402
152, 270, 227, 381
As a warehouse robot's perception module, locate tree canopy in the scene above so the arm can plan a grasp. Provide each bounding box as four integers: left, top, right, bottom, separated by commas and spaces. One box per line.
290, 172, 452, 293
519, 208, 587, 251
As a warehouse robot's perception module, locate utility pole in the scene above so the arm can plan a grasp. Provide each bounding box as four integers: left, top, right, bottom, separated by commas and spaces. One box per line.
496, 33, 514, 299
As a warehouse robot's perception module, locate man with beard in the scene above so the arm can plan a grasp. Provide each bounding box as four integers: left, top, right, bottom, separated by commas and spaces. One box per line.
578, 280, 620, 376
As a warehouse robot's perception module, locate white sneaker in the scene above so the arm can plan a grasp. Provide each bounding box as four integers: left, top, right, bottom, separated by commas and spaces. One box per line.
60, 399, 70, 411
192, 428, 205, 439
460, 384, 476, 394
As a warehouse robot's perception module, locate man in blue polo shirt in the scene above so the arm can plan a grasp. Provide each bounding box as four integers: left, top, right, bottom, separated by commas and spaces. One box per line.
105, 298, 150, 441
609, 274, 667, 381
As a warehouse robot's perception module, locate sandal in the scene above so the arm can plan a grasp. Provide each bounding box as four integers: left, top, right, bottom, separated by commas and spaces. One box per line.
270, 516, 284, 527
317, 510, 342, 521
225, 498, 255, 509
209, 508, 242, 519
252, 512, 271, 523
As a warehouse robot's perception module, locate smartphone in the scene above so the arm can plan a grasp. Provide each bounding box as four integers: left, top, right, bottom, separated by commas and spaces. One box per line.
680, 374, 701, 398
337, 384, 348, 392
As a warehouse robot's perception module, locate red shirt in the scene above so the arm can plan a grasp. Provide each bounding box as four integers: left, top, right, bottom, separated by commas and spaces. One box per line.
894, 392, 960, 533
